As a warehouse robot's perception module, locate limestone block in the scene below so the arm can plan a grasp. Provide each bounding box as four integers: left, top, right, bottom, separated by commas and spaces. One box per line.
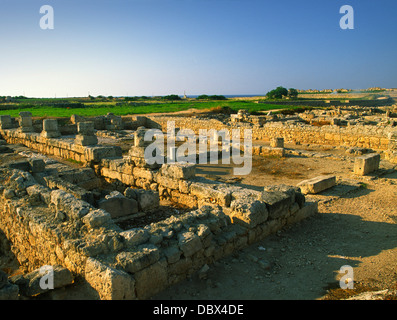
41, 119, 61, 138
134, 189, 160, 211
230, 198, 268, 228
287, 201, 319, 224
134, 260, 167, 300
26, 184, 51, 204
160, 163, 196, 180
260, 190, 294, 219
77, 121, 95, 135
82, 209, 112, 228
120, 228, 150, 247
116, 245, 160, 274
163, 246, 182, 264
270, 137, 284, 148
85, 258, 136, 300
156, 174, 180, 190
178, 231, 203, 257
353, 153, 381, 176
190, 183, 231, 207
129, 146, 146, 158
296, 175, 336, 194
132, 167, 154, 181
0, 115, 13, 129
28, 158, 45, 173
98, 191, 138, 218
75, 134, 98, 146
19, 112, 34, 132
9, 265, 73, 297
50, 189, 91, 220
84, 146, 122, 163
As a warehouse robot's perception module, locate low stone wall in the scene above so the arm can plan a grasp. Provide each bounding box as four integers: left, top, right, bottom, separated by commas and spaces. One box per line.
147, 116, 395, 151
1, 129, 122, 164
0, 167, 318, 300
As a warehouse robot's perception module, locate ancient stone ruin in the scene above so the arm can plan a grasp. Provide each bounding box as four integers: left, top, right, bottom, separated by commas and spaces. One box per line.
0, 105, 396, 300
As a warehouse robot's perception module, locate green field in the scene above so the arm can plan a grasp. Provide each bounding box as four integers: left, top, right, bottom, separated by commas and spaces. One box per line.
0, 100, 304, 118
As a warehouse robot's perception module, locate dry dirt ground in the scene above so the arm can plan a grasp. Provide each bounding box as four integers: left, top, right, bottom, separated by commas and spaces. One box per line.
1, 139, 396, 300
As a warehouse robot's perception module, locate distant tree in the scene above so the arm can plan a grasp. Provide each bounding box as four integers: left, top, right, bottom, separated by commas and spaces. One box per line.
107, 96, 114, 100
209, 95, 227, 100
197, 94, 226, 100
288, 88, 298, 99
266, 86, 288, 99
163, 94, 181, 101
197, 94, 209, 100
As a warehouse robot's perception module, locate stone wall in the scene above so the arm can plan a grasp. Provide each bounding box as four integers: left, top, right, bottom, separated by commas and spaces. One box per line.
147, 116, 394, 151
0, 167, 317, 300
1, 129, 122, 164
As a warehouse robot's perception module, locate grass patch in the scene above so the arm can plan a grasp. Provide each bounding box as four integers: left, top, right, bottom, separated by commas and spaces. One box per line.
0, 99, 305, 118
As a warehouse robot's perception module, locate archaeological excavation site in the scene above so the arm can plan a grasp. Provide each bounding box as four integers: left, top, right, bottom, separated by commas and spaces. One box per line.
0, 104, 396, 300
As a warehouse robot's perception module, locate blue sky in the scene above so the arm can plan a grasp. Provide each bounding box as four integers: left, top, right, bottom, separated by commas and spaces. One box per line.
0, 0, 396, 97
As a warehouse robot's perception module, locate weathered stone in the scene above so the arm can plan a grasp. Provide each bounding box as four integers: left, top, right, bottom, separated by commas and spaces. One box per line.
77, 121, 95, 135
120, 228, 150, 247
270, 137, 284, 148
84, 146, 122, 163
354, 153, 381, 176
134, 260, 167, 299
163, 246, 182, 264
160, 163, 196, 180
190, 183, 231, 206
230, 199, 268, 228
135, 189, 160, 211
116, 245, 160, 273
98, 191, 138, 218
26, 184, 51, 203
75, 134, 98, 146
41, 119, 61, 138
10, 265, 73, 297
50, 189, 91, 220
85, 258, 136, 300
0, 115, 13, 129
178, 231, 203, 257
82, 209, 111, 228
296, 175, 336, 194
260, 190, 293, 219
19, 112, 34, 132
28, 158, 45, 173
